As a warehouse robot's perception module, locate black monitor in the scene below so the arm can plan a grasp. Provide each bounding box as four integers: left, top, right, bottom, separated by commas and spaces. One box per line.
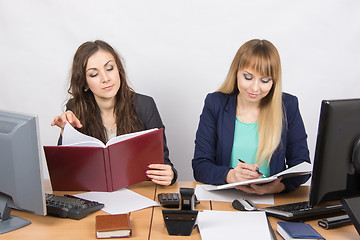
0, 110, 46, 234
309, 99, 360, 207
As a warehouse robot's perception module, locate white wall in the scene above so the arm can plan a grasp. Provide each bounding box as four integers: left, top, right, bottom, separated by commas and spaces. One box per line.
1, 0, 360, 181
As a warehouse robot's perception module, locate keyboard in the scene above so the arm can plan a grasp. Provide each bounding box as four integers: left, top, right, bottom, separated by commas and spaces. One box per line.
46, 193, 104, 220
262, 201, 345, 221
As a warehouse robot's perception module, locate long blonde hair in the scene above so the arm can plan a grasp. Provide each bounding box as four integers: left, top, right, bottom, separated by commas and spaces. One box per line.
218, 39, 283, 166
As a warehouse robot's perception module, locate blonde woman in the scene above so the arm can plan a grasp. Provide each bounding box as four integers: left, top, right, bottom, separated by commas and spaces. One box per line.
192, 39, 310, 194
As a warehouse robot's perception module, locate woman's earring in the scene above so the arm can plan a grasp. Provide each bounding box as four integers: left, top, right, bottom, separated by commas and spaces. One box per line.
84, 87, 89, 92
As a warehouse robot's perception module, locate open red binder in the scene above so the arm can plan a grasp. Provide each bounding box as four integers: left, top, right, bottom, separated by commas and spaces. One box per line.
44, 125, 164, 192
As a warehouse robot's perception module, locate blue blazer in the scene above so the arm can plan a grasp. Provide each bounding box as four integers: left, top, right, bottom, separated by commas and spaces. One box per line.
192, 92, 310, 192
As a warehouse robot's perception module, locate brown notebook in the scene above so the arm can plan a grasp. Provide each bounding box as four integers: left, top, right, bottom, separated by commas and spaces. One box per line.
96, 214, 132, 238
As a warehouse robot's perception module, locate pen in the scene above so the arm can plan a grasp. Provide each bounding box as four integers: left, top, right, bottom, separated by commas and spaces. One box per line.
238, 159, 266, 178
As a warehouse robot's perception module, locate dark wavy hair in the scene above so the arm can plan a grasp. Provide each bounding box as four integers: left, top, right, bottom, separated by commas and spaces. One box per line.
67, 40, 142, 143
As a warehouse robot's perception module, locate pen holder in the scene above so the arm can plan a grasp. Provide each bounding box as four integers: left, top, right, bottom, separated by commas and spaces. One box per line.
162, 188, 198, 236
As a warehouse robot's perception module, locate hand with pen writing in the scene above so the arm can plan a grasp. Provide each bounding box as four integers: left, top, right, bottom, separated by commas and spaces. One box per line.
226, 159, 286, 195
225, 159, 262, 183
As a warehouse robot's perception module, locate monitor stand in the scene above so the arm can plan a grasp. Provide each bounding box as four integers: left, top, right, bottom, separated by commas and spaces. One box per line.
0, 199, 31, 234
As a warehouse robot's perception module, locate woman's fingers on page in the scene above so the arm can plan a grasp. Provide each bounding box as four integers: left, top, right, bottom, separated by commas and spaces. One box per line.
236, 179, 286, 195
51, 111, 82, 129
236, 185, 255, 194
64, 111, 83, 128
50, 116, 58, 126
51, 116, 66, 129
237, 184, 264, 195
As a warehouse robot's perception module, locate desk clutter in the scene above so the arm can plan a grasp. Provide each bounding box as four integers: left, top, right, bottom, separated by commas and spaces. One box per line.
3, 181, 359, 239
160, 188, 274, 239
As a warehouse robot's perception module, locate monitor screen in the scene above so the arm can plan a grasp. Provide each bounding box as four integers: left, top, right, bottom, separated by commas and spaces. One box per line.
309, 99, 360, 207
0, 110, 46, 234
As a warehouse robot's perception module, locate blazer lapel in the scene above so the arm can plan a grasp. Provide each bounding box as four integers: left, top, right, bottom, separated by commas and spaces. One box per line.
222, 94, 237, 167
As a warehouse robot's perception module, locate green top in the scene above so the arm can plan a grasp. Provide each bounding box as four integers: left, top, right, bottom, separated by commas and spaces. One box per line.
230, 118, 270, 177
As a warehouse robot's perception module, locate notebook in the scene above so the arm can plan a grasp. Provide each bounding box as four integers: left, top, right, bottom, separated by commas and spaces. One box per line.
277, 222, 324, 240
96, 214, 131, 238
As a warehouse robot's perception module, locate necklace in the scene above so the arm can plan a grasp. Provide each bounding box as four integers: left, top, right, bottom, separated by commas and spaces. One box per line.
103, 119, 116, 131
236, 107, 259, 124
236, 111, 244, 122
104, 123, 116, 131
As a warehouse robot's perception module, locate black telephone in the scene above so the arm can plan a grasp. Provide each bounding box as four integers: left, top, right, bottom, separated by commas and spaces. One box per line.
161, 188, 199, 236
157, 192, 200, 208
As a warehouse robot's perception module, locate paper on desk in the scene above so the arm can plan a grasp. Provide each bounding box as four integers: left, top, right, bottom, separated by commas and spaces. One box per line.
195, 184, 274, 205
197, 210, 272, 240
74, 188, 160, 214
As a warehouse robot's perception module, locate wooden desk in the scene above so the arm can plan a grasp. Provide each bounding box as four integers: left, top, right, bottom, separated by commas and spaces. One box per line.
210, 186, 359, 240
2, 181, 359, 239
2, 181, 156, 240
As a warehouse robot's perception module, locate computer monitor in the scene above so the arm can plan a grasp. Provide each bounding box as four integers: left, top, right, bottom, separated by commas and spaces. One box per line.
0, 110, 46, 234
309, 99, 360, 207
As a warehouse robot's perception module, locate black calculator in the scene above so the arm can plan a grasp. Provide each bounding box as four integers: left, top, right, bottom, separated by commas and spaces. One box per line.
157, 193, 200, 208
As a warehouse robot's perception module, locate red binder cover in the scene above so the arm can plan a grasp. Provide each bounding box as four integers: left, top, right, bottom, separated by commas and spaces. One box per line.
44, 128, 164, 192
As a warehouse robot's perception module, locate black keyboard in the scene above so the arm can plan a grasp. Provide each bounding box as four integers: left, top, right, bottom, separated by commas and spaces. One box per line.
262, 201, 345, 221
46, 193, 104, 220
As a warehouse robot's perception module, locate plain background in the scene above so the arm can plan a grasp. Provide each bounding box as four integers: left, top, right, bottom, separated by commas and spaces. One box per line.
1, 0, 360, 182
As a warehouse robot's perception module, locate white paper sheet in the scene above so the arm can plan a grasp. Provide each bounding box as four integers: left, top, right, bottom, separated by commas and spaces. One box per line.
74, 188, 160, 214
197, 210, 272, 240
62, 122, 157, 147
195, 184, 274, 205
62, 122, 104, 146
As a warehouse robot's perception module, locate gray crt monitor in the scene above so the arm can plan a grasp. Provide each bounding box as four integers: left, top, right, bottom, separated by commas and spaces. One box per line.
0, 110, 46, 234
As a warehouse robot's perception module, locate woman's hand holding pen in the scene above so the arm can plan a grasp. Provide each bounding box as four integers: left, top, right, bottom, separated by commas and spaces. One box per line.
232, 159, 286, 195
225, 160, 262, 184
51, 110, 83, 134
